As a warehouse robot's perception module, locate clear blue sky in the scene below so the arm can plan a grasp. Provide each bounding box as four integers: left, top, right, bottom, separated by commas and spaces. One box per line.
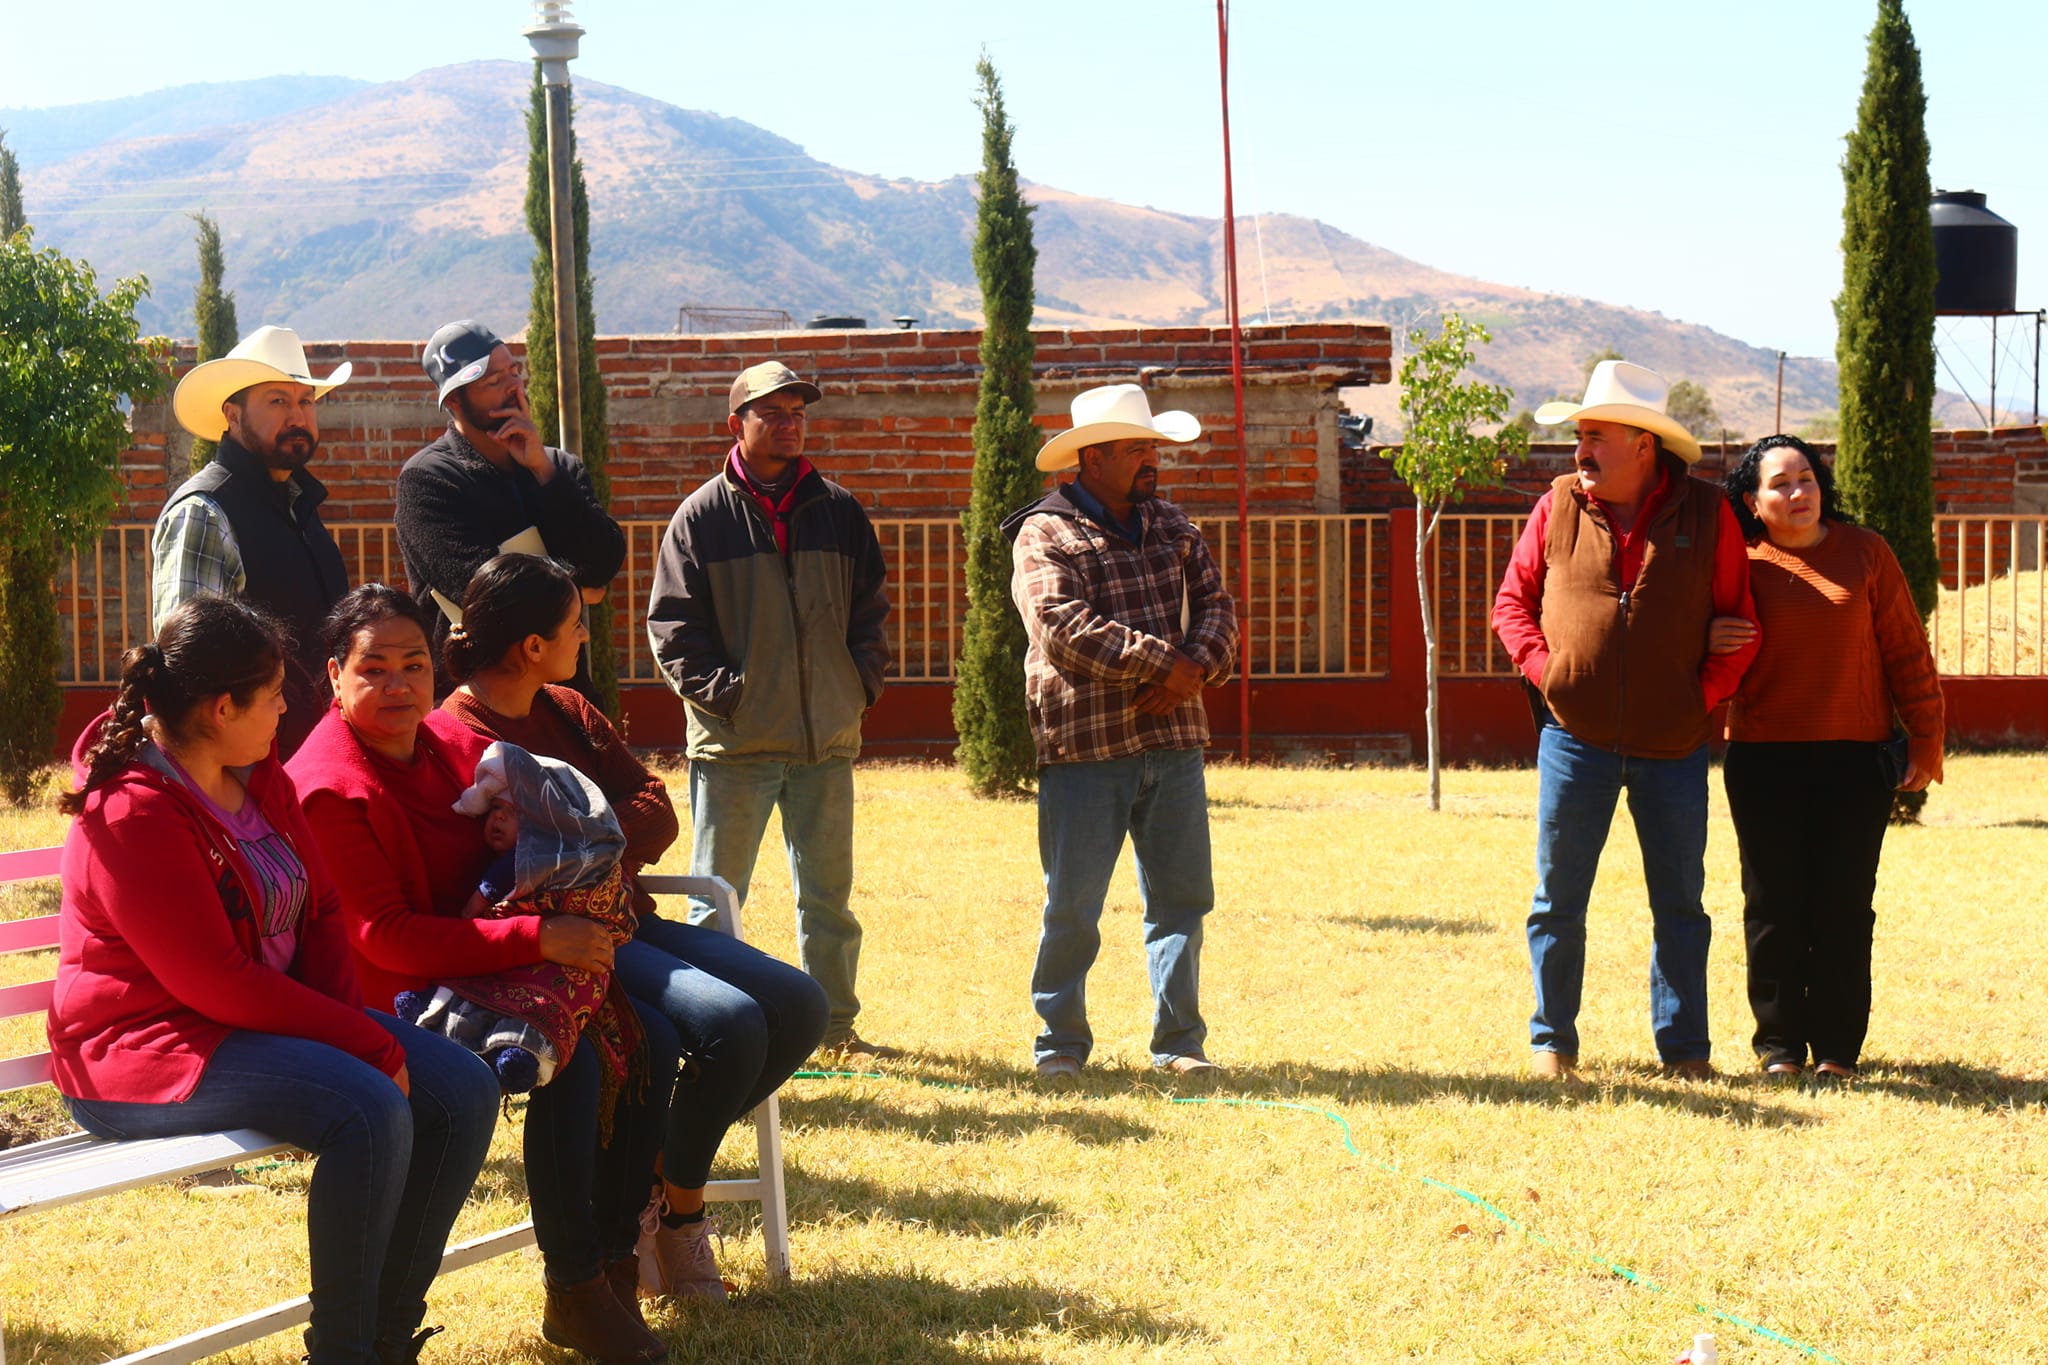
7, 1, 2044, 405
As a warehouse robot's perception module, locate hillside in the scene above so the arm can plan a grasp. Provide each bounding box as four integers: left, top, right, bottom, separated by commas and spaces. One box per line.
14, 60, 1981, 436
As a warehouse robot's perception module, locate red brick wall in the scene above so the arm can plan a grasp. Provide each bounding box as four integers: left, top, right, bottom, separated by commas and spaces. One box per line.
115, 323, 1392, 527
1341, 426, 2048, 515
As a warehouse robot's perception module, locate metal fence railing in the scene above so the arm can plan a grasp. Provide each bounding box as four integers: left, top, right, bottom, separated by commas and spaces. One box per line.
1934, 515, 2047, 677
58, 515, 1395, 687
56, 513, 2046, 687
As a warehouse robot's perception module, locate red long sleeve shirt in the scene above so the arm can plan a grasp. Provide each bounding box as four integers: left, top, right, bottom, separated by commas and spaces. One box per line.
1492, 469, 1759, 711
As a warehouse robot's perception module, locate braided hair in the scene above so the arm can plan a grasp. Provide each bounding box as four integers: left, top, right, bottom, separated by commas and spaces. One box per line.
59, 595, 287, 816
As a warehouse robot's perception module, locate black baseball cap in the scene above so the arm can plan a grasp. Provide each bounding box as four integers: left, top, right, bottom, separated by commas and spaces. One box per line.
423, 320, 505, 403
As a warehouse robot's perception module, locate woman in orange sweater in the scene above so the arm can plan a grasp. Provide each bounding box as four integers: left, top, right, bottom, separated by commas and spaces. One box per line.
1715, 435, 1944, 1079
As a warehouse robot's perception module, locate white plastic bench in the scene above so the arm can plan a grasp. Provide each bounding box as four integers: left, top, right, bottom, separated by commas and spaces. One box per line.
1, 852, 789, 1365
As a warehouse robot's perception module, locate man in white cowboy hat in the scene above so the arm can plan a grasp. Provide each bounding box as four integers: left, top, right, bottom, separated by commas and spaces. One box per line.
1491, 360, 1759, 1081
1002, 382, 1239, 1079
645, 360, 890, 1063
395, 319, 624, 703
155, 324, 353, 759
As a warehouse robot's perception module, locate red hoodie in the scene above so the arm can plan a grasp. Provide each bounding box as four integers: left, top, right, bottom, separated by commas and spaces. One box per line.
47, 717, 402, 1104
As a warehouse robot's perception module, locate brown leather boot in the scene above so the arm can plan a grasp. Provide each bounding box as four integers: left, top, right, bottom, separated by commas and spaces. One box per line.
542, 1271, 668, 1364
604, 1253, 654, 1328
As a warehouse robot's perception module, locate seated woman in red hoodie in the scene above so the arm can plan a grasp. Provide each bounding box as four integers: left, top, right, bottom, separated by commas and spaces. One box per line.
47, 595, 499, 1365
289, 585, 676, 1365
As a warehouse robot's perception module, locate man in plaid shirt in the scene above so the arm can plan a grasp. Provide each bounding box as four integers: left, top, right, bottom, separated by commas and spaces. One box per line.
1002, 383, 1238, 1079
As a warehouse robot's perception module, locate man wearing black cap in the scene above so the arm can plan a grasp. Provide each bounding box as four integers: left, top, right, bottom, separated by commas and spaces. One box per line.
395, 320, 624, 701
646, 362, 895, 1058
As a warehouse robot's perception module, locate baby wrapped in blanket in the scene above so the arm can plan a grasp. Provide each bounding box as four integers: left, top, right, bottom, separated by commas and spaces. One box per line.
396, 741, 641, 1098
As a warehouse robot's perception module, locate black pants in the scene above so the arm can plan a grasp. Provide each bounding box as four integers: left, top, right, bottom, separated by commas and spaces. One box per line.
1723, 740, 1895, 1069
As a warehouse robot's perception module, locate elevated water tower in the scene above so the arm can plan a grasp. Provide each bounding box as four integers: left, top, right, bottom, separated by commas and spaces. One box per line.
1931, 189, 2040, 425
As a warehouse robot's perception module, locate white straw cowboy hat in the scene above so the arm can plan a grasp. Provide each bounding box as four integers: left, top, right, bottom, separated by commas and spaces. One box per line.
1533, 360, 1701, 464
172, 325, 352, 440
1037, 383, 1201, 472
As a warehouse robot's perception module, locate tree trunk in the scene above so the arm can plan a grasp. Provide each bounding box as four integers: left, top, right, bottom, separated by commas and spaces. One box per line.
1417, 495, 1440, 811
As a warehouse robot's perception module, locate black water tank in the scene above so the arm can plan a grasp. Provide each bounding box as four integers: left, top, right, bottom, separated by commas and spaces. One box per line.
807, 314, 867, 329
1932, 190, 2017, 315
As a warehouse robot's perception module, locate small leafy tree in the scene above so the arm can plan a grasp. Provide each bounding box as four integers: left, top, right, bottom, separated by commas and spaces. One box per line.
0, 129, 22, 239
0, 232, 167, 801
186, 211, 239, 471
1391, 314, 1528, 810
1664, 379, 1722, 440
953, 54, 1041, 798
523, 63, 618, 718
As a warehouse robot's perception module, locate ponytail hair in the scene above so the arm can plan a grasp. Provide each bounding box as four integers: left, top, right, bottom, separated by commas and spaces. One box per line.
441, 554, 581, 683
60, 595, 287, 816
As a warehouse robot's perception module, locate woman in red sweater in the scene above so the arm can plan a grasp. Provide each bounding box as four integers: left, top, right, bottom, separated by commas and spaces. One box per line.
1716, 435, 1945, 1079
438, 555, 827, 1302
49, 595, 498, 1365
289, 585, 675, 1365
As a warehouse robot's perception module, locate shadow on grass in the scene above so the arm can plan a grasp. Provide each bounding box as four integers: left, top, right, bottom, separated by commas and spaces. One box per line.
1853, 1058, 2047, 1108
1988, 817, 2048, 830
794, 1051, 1815, 1128
637, 1265, 1209, 1364
788, 1167, 1060, 1237
786, 1092, 1155, 1146
1329, 911, 1497, 936
1141, 1059, 1818, 1129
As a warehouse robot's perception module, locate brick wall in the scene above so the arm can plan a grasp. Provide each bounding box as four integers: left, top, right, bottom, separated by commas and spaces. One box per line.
1341, 426, 2048, 515
114, 323, 1392, 527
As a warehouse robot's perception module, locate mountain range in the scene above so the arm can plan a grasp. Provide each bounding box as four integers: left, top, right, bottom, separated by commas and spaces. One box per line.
8, 61, 1995, 436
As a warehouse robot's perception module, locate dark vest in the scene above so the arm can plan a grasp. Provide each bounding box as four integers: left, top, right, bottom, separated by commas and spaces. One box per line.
1536, 457, 1722, 758
160, 438, 348, 758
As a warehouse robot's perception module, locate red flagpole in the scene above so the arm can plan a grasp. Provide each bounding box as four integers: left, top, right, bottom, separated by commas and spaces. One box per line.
1217, 0, 1252, 764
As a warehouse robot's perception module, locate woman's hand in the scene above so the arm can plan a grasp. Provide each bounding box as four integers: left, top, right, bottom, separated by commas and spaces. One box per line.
1706, 615, 1759, 655
1898, 761, 1934, 793
538, 916, 615, 973
392, 1064, 412, 1098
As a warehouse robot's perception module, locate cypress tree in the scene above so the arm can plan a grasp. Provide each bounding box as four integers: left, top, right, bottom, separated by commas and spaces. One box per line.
952, 55, 1041, 798
1835, 0, 1938, 616
0, 129, 22, 238
187, 211, 239, 471
523, 63, 618, 718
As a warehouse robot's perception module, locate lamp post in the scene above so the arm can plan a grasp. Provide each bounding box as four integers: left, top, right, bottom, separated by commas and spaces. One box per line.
523, 0, 584, 454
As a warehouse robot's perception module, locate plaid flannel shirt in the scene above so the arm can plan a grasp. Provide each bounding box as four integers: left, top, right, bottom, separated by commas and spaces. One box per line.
150, 495, 248, 631
1008, 489, 1238, 766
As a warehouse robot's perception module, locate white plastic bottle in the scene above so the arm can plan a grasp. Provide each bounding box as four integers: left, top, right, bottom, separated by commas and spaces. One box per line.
1679, 1333, 1719, 1365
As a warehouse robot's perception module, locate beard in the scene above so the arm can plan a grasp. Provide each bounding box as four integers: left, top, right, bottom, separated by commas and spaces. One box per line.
1129, 471, 1159, 503
249, 428, 317, 473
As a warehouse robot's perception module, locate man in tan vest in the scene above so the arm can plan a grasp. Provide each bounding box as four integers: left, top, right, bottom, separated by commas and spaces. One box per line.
1491, 361, 1758, 1080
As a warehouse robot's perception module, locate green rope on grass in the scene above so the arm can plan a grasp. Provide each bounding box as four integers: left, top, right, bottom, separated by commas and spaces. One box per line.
791, 1072, 1842, 1363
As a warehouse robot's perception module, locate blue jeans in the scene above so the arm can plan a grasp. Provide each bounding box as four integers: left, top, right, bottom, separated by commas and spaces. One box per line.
616, 914, 828, 1188
523, 995, 677, 1284
1032, 748, 1213, 1067
685, 755, 864, 1034
1527, 723, 1713, 1062
66, 1015, 498, 1365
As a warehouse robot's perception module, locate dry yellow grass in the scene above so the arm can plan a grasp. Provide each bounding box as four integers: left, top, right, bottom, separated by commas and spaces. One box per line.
3, 755, 2044, 1364
1934, 565, 2047, 675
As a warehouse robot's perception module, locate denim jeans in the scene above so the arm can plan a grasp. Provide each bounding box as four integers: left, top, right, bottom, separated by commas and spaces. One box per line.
523, 995, 677, 1284
65, 1015, 498, 1365
616, 914, 829, 1188
1032, 748, 1213, 1067
1527, 723, 1713, 1063
685, 755, 864, 1034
